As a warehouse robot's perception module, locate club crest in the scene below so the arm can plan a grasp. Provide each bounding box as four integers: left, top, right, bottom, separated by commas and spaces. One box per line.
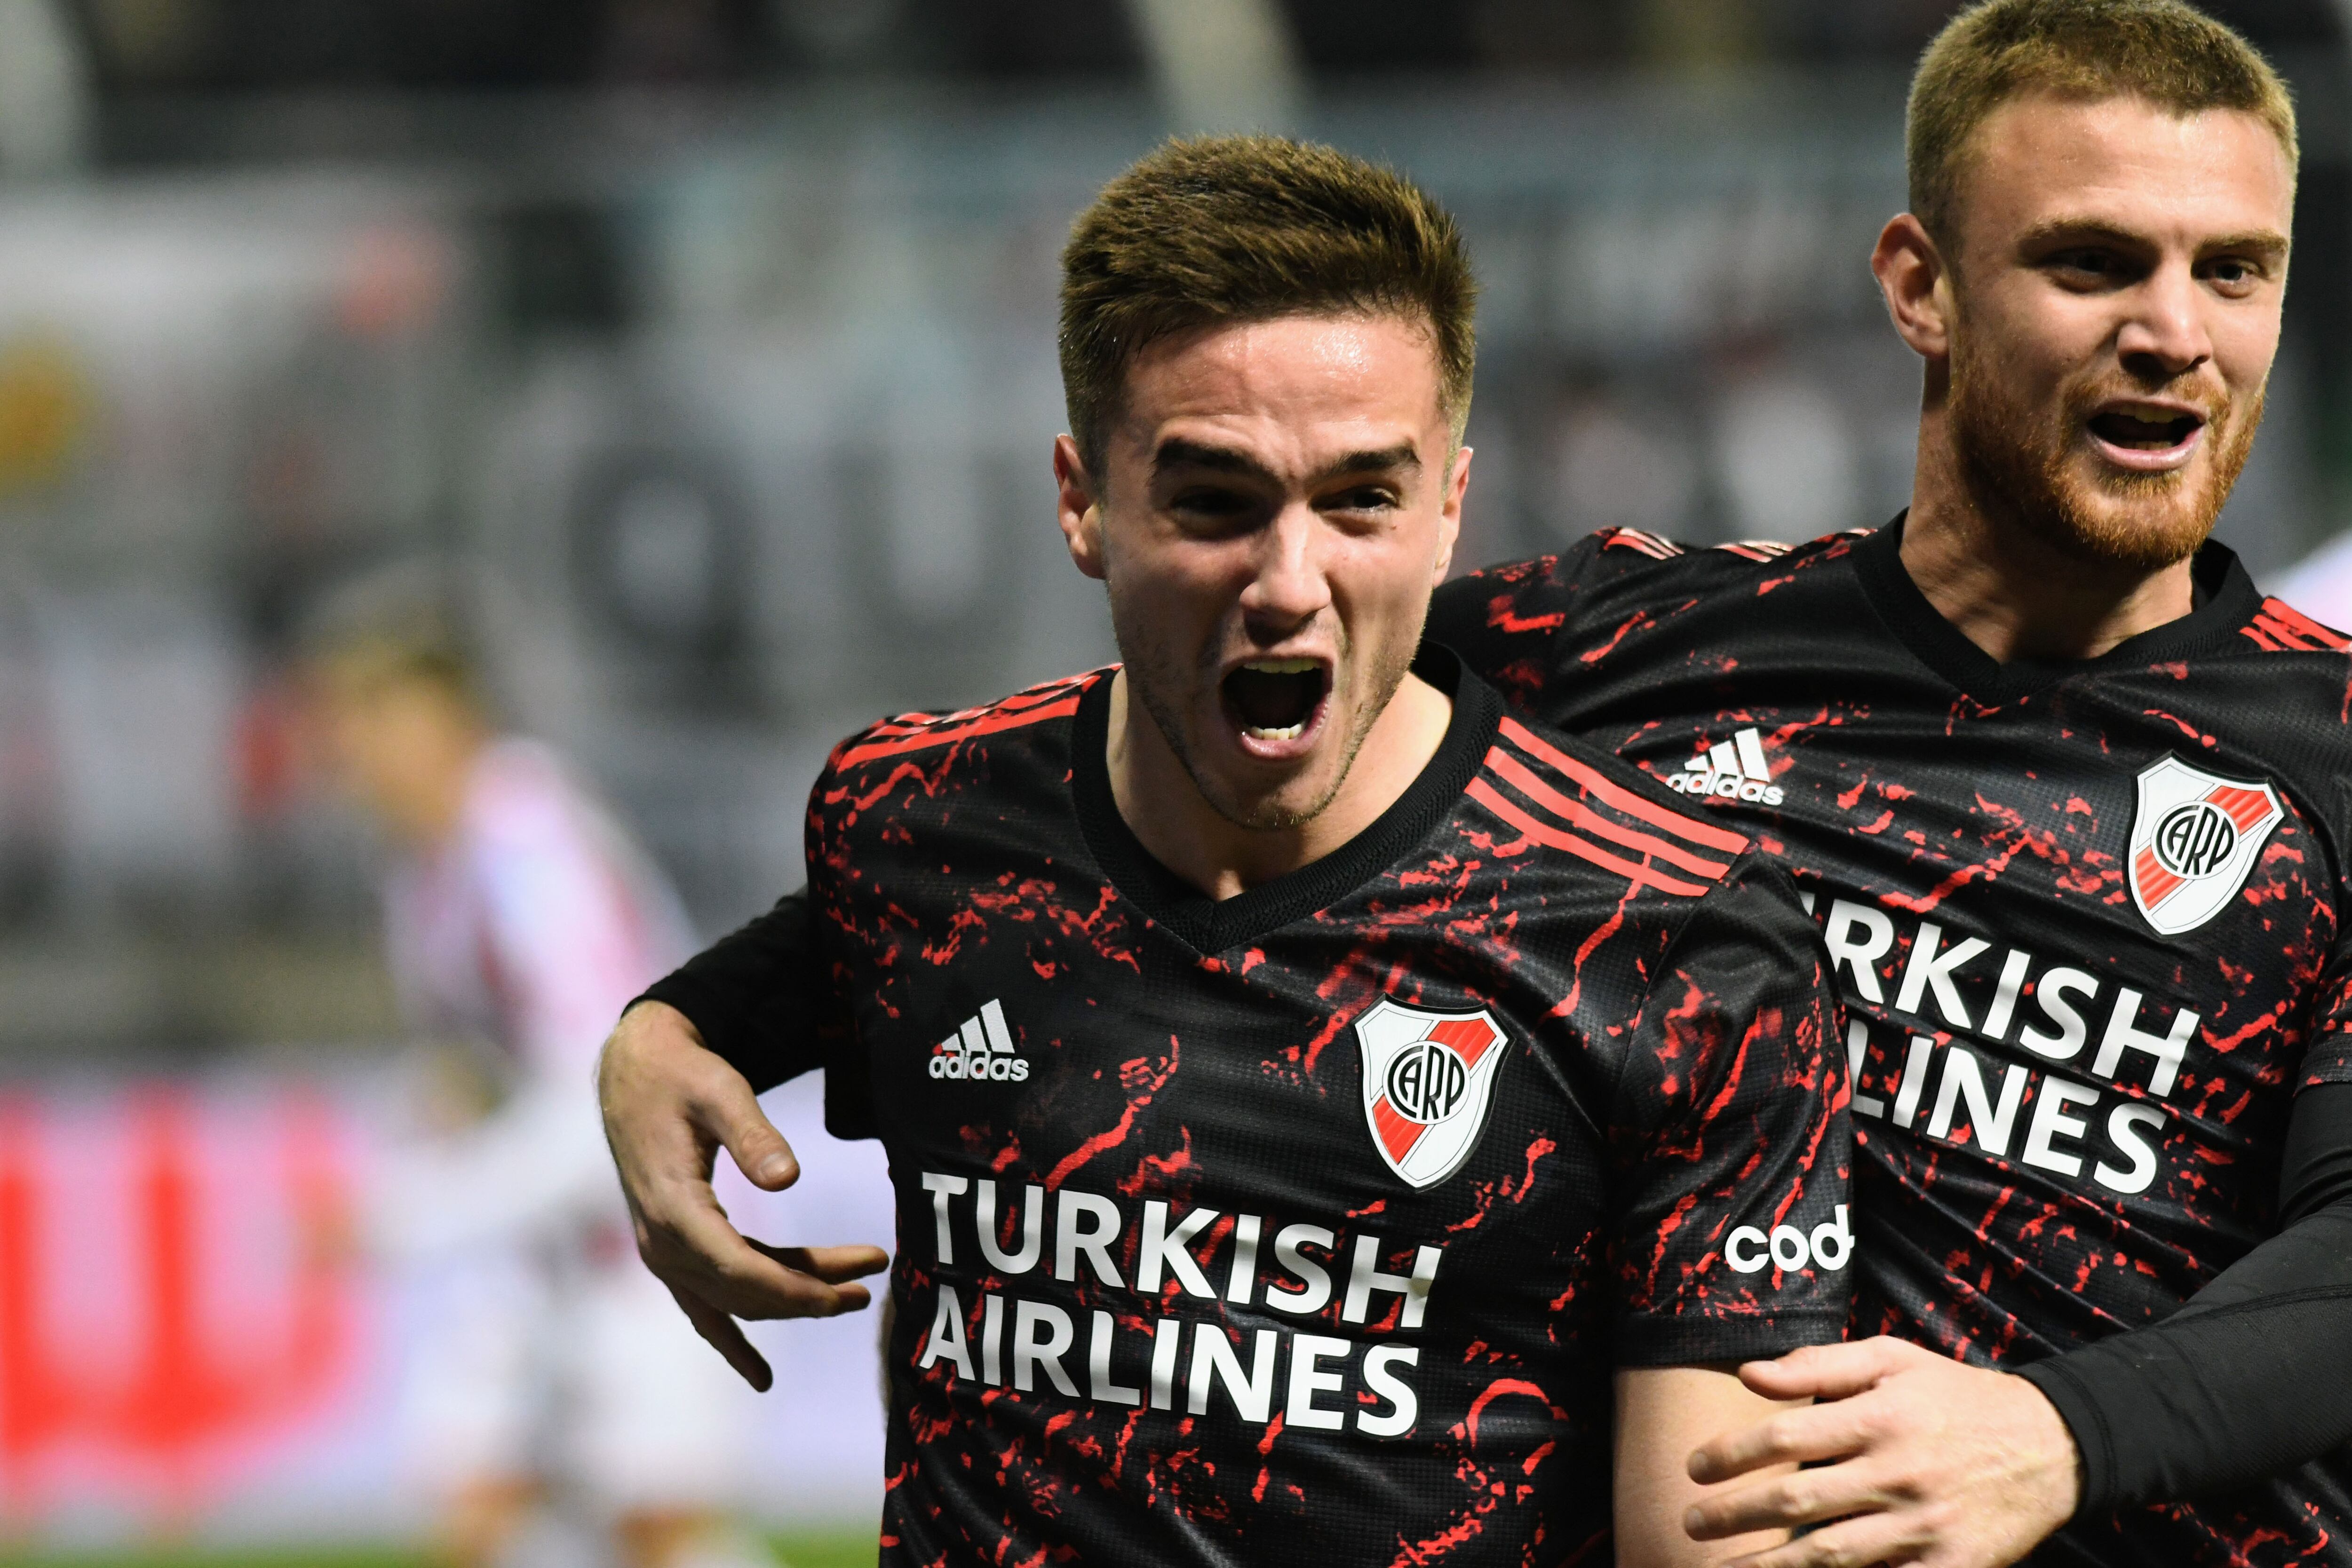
1354, 999, 1509, 1190
2126, 755, 2283, 936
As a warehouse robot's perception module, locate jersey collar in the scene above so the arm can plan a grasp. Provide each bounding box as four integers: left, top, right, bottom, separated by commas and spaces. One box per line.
1070, 643, 1504, 956
1849, 511, 2260, 705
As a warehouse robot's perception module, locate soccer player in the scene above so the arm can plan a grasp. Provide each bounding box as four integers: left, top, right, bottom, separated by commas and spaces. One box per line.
1427, 4, 2352, 1566
304, 575, 773, 1568
602, 4, 2352, 1566
602, 138, 1854, 1565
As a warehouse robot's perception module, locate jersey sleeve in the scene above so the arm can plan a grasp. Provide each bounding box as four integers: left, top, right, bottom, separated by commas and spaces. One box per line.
1425, 537, 1614, 715
636, 887, 828, 1096
803, 740, 880, 1140
2297, 936, 2352, 1088
1605, 851, 1853, 1366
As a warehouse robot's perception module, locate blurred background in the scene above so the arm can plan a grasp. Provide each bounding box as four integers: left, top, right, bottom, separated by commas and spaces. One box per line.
0, 0, 2346, 1563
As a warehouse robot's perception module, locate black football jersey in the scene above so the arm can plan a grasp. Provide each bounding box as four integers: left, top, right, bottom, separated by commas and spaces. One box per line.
1427, 518, 2352, 1568
807, 650, 1851, 1567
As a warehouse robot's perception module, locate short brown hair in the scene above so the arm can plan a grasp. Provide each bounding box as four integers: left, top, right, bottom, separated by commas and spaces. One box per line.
1908, 0, 2297, 248
300, 559, 484, 708
1058, 135, 1476, 475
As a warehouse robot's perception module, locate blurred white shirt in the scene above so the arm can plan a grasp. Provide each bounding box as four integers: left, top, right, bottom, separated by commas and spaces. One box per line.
372, 736, 693, 1259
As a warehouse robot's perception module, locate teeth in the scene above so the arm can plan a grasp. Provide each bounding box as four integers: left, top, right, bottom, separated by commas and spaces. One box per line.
1242, 658, 1320, 674
1245, 722, 1307, 741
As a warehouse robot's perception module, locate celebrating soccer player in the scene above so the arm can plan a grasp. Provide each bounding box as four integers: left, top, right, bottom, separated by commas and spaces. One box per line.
1428, 3, 2352, 1566
601, 138, 1854, 1565
602, 1, 2352, 1565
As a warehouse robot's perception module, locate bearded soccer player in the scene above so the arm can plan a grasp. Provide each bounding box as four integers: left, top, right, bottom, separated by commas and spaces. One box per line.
1421, 5, 2352, 1567
599, 139, 1855, 1565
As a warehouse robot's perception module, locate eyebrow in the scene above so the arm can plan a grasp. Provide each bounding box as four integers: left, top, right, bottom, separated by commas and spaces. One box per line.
2016, 218, 2289, 263
1150, 437, 1423, 485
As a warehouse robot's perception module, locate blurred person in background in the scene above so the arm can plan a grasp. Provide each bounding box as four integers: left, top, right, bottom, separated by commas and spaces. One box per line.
302, 568, 773, 1568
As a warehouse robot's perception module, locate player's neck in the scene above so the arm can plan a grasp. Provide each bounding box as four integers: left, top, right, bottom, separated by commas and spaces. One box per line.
1104, 669, 1453, 902
1903, 419, 2198, 664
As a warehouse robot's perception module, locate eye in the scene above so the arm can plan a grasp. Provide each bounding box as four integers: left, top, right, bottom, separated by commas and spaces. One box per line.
1168, 485, 1254, 517
1323, 484, 1399, 514
2044, 247, 2130, 286
2201, 256, 2265, 295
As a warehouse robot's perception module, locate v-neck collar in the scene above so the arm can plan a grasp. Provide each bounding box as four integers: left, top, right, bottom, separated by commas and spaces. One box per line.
1069, 645, 1502, 956
1847, 512, 2258, 705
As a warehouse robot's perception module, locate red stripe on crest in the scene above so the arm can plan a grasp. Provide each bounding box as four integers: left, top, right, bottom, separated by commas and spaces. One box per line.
1372, 1096, 1426, 1164
1427, 1015, 1502, 1069
2134, 845, 2184, 906
2204, 783, 2272, 832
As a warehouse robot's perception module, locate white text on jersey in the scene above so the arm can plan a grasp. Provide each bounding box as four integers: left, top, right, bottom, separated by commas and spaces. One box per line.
930, 998, 1031, 1082
1667, 728, 1786, 806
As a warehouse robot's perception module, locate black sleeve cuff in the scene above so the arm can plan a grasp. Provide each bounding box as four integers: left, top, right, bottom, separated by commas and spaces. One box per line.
2014, 1210, 2352, 1512
627, 887, 828, 1096
1610, 1308, 1847, 1369
2014, 1355, 2120, 1514
632, 969, 801, 1095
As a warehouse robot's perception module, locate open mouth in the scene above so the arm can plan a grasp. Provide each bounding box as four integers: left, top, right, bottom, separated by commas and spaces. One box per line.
2087, 408, 2203, 452
1221, 657, 1329, 745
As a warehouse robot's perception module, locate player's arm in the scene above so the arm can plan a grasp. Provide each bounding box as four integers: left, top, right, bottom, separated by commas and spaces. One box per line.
1683, 1080, 2352, 1568
1598, 851, 1853, 1559
1616, 1365, 1805, 1568
596, 885, 889, 1390
635, 886, 825, 1095
598, 999, 886, 1390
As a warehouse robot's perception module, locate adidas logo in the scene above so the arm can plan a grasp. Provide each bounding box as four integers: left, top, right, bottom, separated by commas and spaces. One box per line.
1666, 728, 1786, 806
928, 998, 1031, 1083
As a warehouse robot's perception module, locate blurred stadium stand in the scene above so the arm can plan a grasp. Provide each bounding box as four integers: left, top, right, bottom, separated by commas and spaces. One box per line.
0, 0, 2347, 1555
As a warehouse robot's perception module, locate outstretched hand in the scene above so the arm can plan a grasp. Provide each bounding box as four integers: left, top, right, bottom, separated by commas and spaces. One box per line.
596, 1001, 890, 1390
1683, 1336, 2081, 1568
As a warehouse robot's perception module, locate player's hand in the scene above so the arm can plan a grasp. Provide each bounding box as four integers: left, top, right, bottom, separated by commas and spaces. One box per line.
1682, 1336, 2081, 1568
596, 1000, 890, 1391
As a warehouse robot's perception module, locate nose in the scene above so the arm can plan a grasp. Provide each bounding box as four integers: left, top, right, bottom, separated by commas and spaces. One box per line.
2115, 261, 2213, 380
1237, 502, 1333, 634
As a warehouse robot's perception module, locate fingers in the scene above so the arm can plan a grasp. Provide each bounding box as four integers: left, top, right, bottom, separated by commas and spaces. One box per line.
665, 1280, 775, 1393
604, 1003, 798, 1189
1687, 1449, 1904, 1541
702, 1079, 802, 1192
1690, 1396, 1883, 1487
1737, 1337, 1908, 1402
646, 1197, 881, 1320
1721, 1509, 1928, 1568
750, 1240, 894, 1287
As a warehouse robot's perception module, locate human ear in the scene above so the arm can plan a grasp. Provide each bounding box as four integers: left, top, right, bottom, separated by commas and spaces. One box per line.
1432, 443, 1471, 584
1053, 434, 1107, 582
1873, 213, 1954, 362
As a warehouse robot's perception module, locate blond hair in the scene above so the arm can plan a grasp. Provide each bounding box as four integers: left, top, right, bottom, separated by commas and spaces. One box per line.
1058, 135, 1476, 475
1908, 0, 2296, 246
